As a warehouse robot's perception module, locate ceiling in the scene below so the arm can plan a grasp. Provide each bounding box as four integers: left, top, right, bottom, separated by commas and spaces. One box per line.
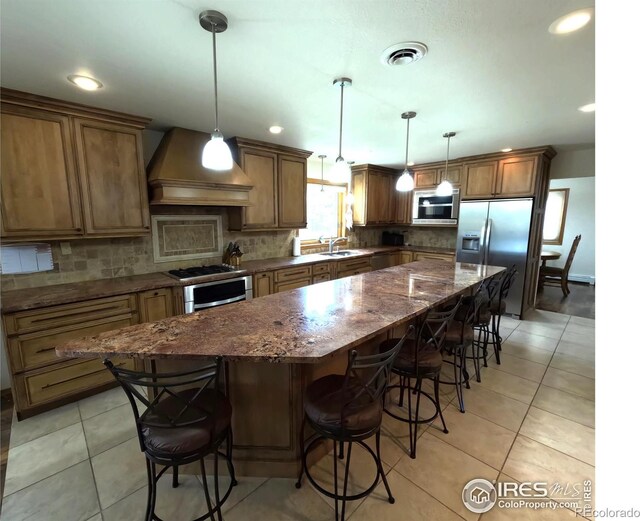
0, 0, 595, 168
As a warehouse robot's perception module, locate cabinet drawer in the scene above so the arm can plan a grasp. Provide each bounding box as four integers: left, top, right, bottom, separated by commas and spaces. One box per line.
337, 257, 371, 272
413, 252, 456, 262
274, 265, 312, 282
274, 278, 312, 293
4, 294, 138, 335
313, 273, 331, 284
15, 357, 134, 411
8, 314, 137, 373
312, 263, 330, 275
338, 266, 372, 279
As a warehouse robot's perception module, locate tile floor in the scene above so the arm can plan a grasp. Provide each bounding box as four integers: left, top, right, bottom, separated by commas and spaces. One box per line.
1, 309, 595, 520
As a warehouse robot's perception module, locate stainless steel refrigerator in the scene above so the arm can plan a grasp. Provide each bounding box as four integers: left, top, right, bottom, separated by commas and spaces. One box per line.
456, 199, 533, 318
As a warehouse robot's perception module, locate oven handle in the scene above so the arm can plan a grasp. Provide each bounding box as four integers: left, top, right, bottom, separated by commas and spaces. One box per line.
192, 294, 246, 310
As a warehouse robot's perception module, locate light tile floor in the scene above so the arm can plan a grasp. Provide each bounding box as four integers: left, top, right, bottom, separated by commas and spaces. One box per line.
1, 310, 595, 520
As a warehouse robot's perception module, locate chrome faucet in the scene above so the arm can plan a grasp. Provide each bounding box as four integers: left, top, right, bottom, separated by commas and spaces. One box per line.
319, 236, 348, 253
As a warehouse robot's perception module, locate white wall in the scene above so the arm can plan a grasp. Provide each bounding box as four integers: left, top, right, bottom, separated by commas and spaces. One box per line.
547, 176, 595, 283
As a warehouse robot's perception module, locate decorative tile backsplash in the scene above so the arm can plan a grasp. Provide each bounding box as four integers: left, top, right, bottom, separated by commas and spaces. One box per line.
152, 215, 223, 262
1, 208, 454, 291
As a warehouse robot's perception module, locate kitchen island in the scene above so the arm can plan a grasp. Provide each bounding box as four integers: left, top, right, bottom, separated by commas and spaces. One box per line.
56, 259, 504, 477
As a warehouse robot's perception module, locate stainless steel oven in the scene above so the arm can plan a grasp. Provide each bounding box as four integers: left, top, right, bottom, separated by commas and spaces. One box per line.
412, 188, 460, 225
183, 275, 253, 313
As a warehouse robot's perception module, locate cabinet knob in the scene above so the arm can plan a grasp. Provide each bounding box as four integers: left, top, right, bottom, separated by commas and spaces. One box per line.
153, 291, 159, 296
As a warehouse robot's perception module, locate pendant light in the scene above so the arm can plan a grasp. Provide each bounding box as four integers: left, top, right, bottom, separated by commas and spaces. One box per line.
396, 111, 416, 192
318, 154, 326, 192
200, 10, 233, 171
330, 78, 352, 183
436, 132, 456, 196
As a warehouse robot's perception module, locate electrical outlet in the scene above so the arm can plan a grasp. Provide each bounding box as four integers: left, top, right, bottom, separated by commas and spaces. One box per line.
60, 242, 72, 255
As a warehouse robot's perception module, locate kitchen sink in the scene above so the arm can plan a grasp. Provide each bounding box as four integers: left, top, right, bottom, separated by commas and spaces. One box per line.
320, 251, 354, 257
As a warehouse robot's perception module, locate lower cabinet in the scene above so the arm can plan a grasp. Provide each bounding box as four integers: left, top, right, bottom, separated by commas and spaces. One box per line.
253, 272, 274, 298
399, 251, 414, 264
3, 289, 174, 420
336, 258, 372, 278
274, 266, 312, 293
413, 251, 456, 262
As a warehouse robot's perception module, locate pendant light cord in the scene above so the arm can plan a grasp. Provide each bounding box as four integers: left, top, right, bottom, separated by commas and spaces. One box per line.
404, 117, 411, 169
338, 82, 344, 158
445, 134, 451, 176
211, 22, 220, 132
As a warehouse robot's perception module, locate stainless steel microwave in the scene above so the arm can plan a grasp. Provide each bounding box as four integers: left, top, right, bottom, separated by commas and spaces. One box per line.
412, 188, 460, 225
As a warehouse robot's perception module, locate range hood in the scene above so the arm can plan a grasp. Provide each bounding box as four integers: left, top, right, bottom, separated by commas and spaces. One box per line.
147, 127, 253, 206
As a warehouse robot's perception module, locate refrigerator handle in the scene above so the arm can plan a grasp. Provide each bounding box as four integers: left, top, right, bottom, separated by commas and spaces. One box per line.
479, 219, 487, 265
484, 218, 493, 265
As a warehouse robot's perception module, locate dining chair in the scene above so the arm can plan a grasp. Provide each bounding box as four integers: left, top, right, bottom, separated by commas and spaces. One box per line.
539, 234, 581, 296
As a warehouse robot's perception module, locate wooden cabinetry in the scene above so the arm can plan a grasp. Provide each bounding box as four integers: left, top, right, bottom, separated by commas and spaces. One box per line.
73, 118, 150, 236
351, 164, 405, 226
228, 138, 312, 231
462, 155, 538, 200
253, 272, 274, 298
399, 251, 414, 264
138, 288, 173, 322
3, 294, 139, 419
336, 257, 372, 278
412, 251, 456, 262
0, 89, 151, 241
414, 163, 462, 189
274, 266, 312, 293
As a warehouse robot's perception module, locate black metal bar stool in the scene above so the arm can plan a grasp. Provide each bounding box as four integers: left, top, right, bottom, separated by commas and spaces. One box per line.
379, 301, 461, 458
295, 327, 412, 521
105, 358, 237, 521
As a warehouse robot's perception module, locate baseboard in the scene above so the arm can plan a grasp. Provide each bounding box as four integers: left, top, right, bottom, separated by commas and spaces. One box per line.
568, 274, 595, 285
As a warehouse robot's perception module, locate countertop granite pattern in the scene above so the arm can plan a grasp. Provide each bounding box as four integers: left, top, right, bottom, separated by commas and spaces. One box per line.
1, 246, 456, 313
55, 260, 504, 364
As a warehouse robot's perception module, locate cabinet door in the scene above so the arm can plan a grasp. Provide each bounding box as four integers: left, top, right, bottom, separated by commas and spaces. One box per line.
138, 289, 174, 322
414, 169, 438, 188
278, 155, 307, 228
241, 149, 278, 229
496, 156, 538, 197
439, 165, 462, 185
380, 174, 393, 223
399, 252, 413, 264
274, 278, 311, 293
73, 118, 150, 236
253, 272, 274, 298
1, 106, 83, 238
351, 172, 366, 225
463, 161, 499, 199
394, 190, 412, 224
365, 173, 381, 223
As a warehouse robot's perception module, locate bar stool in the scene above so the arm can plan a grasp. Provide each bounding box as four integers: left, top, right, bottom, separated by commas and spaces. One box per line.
104, 358, 236, 521
295, 327, 413, 521
379, 301, 461, 458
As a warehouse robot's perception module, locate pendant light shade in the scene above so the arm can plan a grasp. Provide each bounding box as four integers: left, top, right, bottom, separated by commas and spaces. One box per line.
436, 131, 456, 196
200, 10, 232, 171
396, 111, 416, 192
330, 78, 352, 184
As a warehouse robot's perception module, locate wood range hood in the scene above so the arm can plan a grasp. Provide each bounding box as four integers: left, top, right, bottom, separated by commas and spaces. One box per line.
147, 127, 253, 206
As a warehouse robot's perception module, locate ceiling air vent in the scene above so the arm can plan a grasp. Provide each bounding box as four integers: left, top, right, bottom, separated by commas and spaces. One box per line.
381, 42, 428, 66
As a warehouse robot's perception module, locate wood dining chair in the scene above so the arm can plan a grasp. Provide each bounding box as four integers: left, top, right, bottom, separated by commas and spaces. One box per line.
539, 234, 582, 297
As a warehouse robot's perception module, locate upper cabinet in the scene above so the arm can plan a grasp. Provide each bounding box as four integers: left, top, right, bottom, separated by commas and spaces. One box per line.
462, 155, 540, 200
227, 138, 312, 231
352, 164, 408, 226
414, 163, 462, 189
0, 89, 151, 241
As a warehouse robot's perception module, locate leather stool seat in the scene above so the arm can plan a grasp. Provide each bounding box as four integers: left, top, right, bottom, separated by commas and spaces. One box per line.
142, 388, 231, 457
490, 299, 507, 316
445, 321, 474, 343
379, 338, 442, 374
304, 374, 382, 436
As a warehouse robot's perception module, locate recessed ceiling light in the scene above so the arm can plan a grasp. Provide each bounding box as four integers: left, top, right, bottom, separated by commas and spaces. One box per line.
407, 161, 415, 166
548, 8, 594, 35
578, 103, 596, 113
501, 148, 513, 153
67, 74, 103, 91
269, 125, 284, 134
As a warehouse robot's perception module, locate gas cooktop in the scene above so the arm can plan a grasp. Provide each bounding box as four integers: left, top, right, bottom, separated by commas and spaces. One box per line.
166, 264, 238, 281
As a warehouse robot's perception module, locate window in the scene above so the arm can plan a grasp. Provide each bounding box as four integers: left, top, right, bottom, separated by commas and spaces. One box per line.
543, 188, 570, 245
298, 180, 346, 242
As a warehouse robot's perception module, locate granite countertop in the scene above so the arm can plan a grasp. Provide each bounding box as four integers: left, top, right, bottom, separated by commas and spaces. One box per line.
55, 260, 503, 364
1, 245, 456, 313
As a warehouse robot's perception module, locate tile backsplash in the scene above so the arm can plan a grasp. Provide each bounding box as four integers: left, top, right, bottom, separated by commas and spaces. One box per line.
1, 212, 455, 291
